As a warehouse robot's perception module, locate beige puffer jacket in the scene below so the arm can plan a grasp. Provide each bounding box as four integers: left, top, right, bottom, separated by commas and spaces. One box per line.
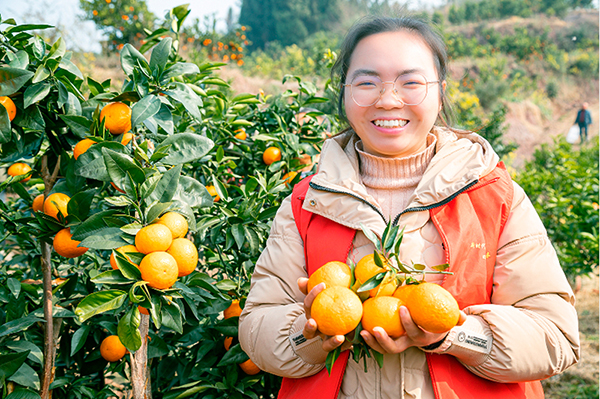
239, 128, 580, 399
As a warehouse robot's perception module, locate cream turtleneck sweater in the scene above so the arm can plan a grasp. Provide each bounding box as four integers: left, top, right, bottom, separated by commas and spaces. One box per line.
356, 134, 437, 221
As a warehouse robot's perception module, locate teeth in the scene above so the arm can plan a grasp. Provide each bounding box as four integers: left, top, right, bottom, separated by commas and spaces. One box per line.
374, 119, 408, 128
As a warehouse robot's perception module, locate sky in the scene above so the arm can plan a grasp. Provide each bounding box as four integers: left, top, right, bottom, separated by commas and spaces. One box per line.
0, 0, 445, 52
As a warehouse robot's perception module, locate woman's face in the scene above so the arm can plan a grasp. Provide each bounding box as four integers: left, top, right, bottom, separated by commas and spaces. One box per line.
344, 30, 444, 158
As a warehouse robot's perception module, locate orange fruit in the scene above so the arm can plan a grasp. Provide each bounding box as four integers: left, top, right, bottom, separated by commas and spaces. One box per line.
110, 182, 126, 193
392, 283, 419, 303
405, 282, 460, 334
224, 299, 242, 319
166, 238, 198, 277
262, 146, 281, 165
100, 335, 127, 362
206, 185, 220, 201
361, 296, 405, 339
282, 171, 298, 186
32, 194, 45, 213
99, 102, 131, 135
239, 359, 261, 375
121, 132, 134, 146
156, 212, 188, 239
307, 261, 352, 293
354, 253, 397, 297
224, 336, 233, 351
138, 306, 149, 315
311, 286, 362, 336
135, 224, 173, 254
110, 244, 140, 270
138, 251, 178, 290
53, 228, 88, 258
73, 139, 96, 160
43, 193, 70, 220
7, 163, 32, 182
234, 128, 247, 140
0, 96, 16, 121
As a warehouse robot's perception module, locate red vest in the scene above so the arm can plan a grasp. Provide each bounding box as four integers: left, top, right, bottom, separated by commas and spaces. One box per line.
278, 163, 544, 399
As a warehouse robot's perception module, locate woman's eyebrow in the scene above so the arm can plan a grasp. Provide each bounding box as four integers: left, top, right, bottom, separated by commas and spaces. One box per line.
348, 67, 428, 81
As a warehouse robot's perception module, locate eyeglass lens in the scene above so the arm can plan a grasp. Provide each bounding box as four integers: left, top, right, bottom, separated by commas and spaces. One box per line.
349, 73, 433, 107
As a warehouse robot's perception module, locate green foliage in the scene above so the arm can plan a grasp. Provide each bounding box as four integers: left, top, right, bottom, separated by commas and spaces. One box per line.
80, 0, 156, 52
515, 137, 599, 279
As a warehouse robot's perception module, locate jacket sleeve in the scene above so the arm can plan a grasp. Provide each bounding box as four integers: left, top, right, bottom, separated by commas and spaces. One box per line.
238, 195, 329, 378
430, 181, 580, 382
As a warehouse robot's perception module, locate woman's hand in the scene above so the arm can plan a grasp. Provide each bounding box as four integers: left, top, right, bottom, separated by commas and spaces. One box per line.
360, 305, 467, 354
298, 277, 353, 353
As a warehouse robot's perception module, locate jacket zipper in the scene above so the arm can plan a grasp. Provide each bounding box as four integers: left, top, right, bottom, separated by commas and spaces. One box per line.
309, 181, 387, 221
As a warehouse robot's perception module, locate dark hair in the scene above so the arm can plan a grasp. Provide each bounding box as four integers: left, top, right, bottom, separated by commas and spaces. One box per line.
331, 16, 454, 126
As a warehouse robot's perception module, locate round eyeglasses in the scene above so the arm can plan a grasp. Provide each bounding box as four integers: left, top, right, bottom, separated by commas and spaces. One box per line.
343, 72, 440, 107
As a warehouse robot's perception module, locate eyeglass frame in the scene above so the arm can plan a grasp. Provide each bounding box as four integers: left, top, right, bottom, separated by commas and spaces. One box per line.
342, 72, 441, 107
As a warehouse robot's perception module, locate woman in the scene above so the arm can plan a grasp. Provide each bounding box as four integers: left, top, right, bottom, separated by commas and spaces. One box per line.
239, 16, 580, 399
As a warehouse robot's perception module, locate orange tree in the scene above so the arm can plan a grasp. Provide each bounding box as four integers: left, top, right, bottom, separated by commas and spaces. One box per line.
0, 7, 334, 399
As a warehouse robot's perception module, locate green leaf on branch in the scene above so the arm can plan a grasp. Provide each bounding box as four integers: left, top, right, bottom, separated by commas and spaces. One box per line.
217, 343, 249, 367
79, 227, 129, 250
150, 37, 172, 73
0, 67, 34, 96
66, 189, 96, 221
131, 94, 161, 128
161, 62, 200, 82
118, 306, 142, 352
159, 133, 214, 165
0, 316, 45, 338
23, 82, 52, 109
147, 164, 181, 204
165, 82, 203, 120
357, 272, 385, 293
120, 44, 150, 77
59, 115, 92, 138
102, 147, 145, 187
160, 300, 183, 334
75, 142, 126, 182
75, 290, 127, 322
325, 346, 341, 375
92, 270, 135, 285
174, 175, 213, 209
146, 202, 173, 224
0, 351, 29, 381
113, 251, 142, 280
70, 325, 91, 357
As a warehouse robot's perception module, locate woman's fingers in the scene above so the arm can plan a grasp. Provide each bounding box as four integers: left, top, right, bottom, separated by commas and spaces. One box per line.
297, 277, 309, 295
322, 335, 345, 352
302, 282, 325, 318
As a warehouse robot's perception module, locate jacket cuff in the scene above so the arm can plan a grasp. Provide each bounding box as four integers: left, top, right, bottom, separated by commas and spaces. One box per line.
422, 315, 492, 366
288, 314, 328, 365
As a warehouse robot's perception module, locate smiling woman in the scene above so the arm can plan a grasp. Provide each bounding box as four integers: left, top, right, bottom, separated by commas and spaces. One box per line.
239, 15, 580, 399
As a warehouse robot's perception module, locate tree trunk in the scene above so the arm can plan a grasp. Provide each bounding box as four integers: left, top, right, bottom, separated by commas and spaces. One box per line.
130, 314, 152, 399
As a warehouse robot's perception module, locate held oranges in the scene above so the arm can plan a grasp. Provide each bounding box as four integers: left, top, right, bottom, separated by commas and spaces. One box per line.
0, 96, 17, 121
32, 194, 45, 213
392, 283, 419, 303
224, 299, 243, 319
53, 228, 89, 258
262, 146, 281, 165
361, 296, 405, 339
307, 261, 352, 293
405, 282, 460, 334
166, 238, 198, 277
206, 185, 220, 201
100, 102, 131, 135
100, 335, 127, 362
156, 212, 188, 239
43, 193, 70, 220
73, 139, 96, 160
355, 253, 397, 297
7, 163, 32, 182
135, 224, 173, 254
110, 244, 141, 270
139, 252, 178, 290
311, 286, 363, 336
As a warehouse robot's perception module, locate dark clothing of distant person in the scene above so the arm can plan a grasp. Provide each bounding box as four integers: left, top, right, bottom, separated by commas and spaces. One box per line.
575, 109, 592, 142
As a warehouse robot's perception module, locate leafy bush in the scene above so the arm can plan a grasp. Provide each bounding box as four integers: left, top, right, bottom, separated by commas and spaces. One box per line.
515, 137, 599, 279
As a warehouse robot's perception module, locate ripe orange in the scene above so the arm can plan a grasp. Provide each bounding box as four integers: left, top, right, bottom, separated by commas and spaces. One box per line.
234, 128, 247, 140
405, 282, 460, 334
239, 359, 261, 375
224, 336, 234, 350
100, 335, 127, 362
392, 283, 419, 303
135, 224, 173, 254
156, 212, 188, 239
0, 96, 16, 121
307, 261, 352, 293
138, 251, 178, 290
206, 185, 220, 201
354, 253, 397, 297
32, 194, 45, 213
110, 244, 140, 270
138, 306, 149, 315
361, 296, 405, 339
100, 102, 131, 135
7, 163, 32, 182
166, 238, 198, 277
224, 299, 242, 319
73, 139, 96, 160
121, 132, 134, 146
282, 171, 298, 186
262, 146, 281, 165
43, 193, 70, 220
53, 228, 88, 258
311, 286, 362, 336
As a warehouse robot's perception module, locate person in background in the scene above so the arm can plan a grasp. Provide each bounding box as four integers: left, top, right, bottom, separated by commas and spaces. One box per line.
575, 102, 592, 143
